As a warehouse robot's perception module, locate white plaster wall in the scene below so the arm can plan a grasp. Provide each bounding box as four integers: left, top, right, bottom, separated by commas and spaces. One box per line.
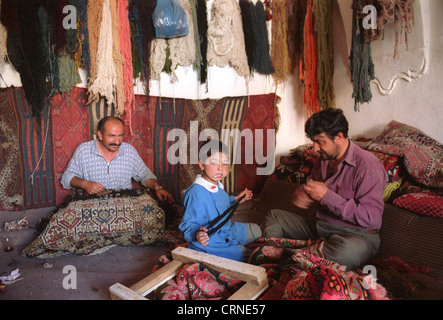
1, 0, 441, 165
333, 0, 443, 143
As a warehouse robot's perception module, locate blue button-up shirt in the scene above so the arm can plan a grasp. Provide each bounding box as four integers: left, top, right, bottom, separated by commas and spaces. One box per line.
61, 140, 156, 190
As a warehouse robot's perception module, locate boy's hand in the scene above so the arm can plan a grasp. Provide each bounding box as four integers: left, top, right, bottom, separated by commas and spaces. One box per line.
236, 188, 253, 203
196, 227, 209, 246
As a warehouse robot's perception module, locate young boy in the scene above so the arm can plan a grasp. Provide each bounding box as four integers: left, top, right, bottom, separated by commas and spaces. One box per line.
179, 140, 262, 261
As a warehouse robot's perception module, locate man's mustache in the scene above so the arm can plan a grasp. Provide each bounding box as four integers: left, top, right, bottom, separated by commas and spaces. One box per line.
109, 143, 121, 147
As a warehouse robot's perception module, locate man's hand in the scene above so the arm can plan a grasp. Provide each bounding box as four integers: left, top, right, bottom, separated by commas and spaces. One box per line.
292, 188, 314, 209
70, 177, 105, 195
303, 179, 328, 202
196, 227, 209, 246
155, 188, 174, 203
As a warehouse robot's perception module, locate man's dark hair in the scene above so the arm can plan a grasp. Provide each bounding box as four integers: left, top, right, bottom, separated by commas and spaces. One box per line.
305, 108, 349, 139
97, 116, 124, 134
199, 139, 230, 163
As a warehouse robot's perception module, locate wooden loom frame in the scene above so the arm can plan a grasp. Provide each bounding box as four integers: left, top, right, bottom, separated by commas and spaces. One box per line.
109, 246, 269, 300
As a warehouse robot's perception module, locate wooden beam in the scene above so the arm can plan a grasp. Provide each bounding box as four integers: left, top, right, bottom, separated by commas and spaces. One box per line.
109, 283, 148, 300
131, 260, 184, 296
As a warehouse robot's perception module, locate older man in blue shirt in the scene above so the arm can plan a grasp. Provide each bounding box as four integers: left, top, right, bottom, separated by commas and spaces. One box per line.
61, 116, 173, 203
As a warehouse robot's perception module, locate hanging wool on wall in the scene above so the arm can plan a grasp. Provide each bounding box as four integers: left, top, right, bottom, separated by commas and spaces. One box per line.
349, 0, 375, 111
51, 0, 70, 55
38, 3, 59, 94
40, 0, 81, 95
71, 0, 91, 79
129, 18, 142, 81
207, 0, 250, 78
196, 0, 208, 84
88, 0, 117, 106
150, 0, 195, 81
239, 0, 257, 73
0, 19, 7, 64
189, 0, 202, 83
58, 50, 81, 94
314, 0, 335, 110
117, 0, 136, 128
302, 0, 320, 116
110, 0, 125, 116
1, 0, 49, 116
251, 0, 274, 75
288, 0, 307, 73
359, 0, 415, 59
129, 0, 157, 94
87, 0, 105, 83
271, 0, 291, 84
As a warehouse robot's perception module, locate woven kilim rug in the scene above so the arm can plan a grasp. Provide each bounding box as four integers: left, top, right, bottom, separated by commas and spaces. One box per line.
0, 87, 55, 210
21, 189, 165, 257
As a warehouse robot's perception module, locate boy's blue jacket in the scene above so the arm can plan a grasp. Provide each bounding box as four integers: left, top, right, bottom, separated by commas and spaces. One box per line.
179, 175, 247, 261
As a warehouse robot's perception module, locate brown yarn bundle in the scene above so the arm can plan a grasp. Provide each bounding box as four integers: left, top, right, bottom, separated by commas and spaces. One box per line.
359, 0, 415, 59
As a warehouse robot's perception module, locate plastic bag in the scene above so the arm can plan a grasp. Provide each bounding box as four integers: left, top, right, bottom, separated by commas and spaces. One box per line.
153, 0, 189, 38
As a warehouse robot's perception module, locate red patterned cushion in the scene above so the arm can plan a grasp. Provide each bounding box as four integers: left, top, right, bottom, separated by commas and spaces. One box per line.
393, 192, 443, 218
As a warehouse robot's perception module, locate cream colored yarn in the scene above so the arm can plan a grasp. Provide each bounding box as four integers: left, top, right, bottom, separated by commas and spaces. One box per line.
207, 0, 250, 78
88, 0, 117, 105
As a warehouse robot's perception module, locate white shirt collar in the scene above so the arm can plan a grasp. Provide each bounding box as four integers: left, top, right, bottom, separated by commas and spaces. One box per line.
194, 174, 224, 193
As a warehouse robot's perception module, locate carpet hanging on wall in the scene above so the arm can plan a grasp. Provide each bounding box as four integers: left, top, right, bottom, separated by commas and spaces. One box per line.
0, 87, 55, 210
153, 93, 278, 200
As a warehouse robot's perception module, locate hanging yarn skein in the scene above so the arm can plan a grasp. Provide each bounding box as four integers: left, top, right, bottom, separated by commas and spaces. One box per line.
129, 0, 157, 96
349, 0, 375, 111
110, 0, 124, 117
358, 0, 415, 59
271, 0, 291, 84
196, 0, 208, 84
88, 0, 117, 106
118, 0, 136, 130
2, 0, 48, 117
288, 0, 307, 73
207, 0, 250, 78
302, 0, 320, 117
252, 0, 274, 75
315, 0, 335, 110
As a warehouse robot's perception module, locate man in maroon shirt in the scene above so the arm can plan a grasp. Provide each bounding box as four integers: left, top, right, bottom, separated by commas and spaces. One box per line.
263, 108, 387, 269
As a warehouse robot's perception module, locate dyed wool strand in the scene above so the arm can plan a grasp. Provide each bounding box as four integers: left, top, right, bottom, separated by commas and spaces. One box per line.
196, 0, 208, 84
314, 0, 335, 110
252, 0, 274, 75
350, 0, 375, 111
118, 0, 136, 128
302, 0, 320, 116
271, 0, 291, 84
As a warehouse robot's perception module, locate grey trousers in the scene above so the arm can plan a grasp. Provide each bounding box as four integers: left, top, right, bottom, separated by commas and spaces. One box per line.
238, 222, 262, 261
263, 209, 380, 269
